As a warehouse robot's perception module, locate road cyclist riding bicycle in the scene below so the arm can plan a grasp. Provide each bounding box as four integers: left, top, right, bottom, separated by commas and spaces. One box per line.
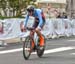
21, 5, 46, 60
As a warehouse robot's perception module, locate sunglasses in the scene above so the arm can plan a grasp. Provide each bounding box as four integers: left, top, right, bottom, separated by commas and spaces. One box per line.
27, 9, 34, 12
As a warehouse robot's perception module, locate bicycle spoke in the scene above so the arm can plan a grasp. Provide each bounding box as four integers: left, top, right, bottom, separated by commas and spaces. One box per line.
23, 36, 31, 60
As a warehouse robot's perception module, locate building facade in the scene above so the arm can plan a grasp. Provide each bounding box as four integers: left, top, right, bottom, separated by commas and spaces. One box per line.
66, 0, 75, 18
36, 0, 67, 18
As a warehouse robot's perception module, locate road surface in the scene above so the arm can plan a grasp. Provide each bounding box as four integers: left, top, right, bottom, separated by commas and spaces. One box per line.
0, 37, 75, 64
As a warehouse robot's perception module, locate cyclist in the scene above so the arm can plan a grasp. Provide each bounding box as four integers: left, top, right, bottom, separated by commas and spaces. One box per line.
23, 5, 46, 49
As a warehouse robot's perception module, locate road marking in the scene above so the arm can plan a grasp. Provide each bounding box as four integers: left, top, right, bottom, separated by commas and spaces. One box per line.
70, 53, 75, 55
68, 39, 75, 41
0, 47, 75, 54
0, 48, 23, 54
32, 47, 74, 54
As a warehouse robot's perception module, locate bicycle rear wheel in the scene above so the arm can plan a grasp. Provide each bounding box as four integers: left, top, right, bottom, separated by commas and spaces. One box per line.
23, 36, 32, 60
37, 35, 46, 58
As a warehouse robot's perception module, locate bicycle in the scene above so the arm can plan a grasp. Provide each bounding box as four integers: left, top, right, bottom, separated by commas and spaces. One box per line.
21, 27, 46, 60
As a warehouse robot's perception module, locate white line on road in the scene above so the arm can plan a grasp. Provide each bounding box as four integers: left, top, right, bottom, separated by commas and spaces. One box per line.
0, 48, 23, 54
70, 53, 75, 55
0, 47, 75, 55
44, 47, 74, 54
68, 39, 75, 41
32, 47, 74, 54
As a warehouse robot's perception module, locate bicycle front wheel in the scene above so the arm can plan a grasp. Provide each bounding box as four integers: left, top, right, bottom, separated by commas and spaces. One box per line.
23, 36, 32, 60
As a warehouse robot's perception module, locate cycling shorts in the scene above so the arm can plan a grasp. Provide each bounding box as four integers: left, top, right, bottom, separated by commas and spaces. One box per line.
32, 17, 45, 29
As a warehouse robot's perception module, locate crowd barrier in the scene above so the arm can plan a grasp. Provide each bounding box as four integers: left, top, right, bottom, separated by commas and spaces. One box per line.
0, 18, 75, 45
0, 20, 4, 34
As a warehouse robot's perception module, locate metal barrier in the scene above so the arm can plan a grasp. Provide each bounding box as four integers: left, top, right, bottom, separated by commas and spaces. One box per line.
0, 18, 75, 45
0, 20, 4, 34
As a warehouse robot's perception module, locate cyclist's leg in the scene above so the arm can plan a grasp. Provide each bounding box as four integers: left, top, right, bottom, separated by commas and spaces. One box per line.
30, 20, 39, 49
35, 29, 44, 46
30, 30, 35, 49
35, 18, 45, 47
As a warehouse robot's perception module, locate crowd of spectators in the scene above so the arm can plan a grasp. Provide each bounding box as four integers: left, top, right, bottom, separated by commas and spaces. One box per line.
57, 12, 67, 19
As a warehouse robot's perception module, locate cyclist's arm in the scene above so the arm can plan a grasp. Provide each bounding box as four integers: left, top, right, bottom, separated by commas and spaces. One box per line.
24, 14, 29, 27
37, 11, 43, 28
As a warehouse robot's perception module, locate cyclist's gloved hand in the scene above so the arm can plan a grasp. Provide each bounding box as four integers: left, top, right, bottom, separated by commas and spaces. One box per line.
20, 22, 26, 32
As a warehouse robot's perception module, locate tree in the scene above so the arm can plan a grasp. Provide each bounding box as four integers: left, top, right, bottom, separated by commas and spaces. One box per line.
0, 0, 7, 16
0, 0, 36, 17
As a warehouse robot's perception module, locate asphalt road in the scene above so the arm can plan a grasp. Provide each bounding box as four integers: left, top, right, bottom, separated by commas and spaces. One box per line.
0, 37, 75, 64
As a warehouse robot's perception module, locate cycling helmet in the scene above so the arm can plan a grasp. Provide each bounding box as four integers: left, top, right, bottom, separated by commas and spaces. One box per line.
27, 5, 35, 12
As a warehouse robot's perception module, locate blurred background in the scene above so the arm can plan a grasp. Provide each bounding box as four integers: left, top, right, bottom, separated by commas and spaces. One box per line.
0, 0, 75, 19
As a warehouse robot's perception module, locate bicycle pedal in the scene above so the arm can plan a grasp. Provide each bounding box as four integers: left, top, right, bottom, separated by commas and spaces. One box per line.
39, 46, 44, 50
32, 46, 36, 52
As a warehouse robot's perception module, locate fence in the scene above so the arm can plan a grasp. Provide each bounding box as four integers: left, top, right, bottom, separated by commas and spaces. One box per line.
0, 20, 4, 34
0, 18, 75, 45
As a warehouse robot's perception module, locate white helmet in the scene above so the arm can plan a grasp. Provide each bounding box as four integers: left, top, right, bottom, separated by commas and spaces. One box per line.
27, 5, 35, 12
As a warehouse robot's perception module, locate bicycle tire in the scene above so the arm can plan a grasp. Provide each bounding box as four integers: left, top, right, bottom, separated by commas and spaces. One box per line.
23, 36, 32, 60
37, 35, 46, 58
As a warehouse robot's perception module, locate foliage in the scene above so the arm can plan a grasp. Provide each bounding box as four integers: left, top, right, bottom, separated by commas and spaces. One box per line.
0, 0, 36, 17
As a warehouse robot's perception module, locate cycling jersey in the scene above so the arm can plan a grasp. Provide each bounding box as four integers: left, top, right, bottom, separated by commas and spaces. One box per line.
24, 9, 45, 28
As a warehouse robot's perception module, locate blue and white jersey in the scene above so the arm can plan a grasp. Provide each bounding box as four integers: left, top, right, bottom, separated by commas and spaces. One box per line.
24, 9, 45, 27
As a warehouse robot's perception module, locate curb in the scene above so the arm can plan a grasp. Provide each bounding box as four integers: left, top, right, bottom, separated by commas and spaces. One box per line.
0, 38, 21, 46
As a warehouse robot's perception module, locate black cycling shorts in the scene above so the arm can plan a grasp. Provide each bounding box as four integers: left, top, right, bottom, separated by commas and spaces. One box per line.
32, 17, 45, 29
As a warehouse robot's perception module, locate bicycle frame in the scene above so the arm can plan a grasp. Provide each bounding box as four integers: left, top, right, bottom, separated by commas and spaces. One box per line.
33, 32, 39, 45
20, 29, 39, 44
22, 28, 45, 60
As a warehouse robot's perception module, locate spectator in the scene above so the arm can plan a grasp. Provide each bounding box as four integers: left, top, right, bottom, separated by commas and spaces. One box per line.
57, 12, 61, 18
61, 12, 67, 19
